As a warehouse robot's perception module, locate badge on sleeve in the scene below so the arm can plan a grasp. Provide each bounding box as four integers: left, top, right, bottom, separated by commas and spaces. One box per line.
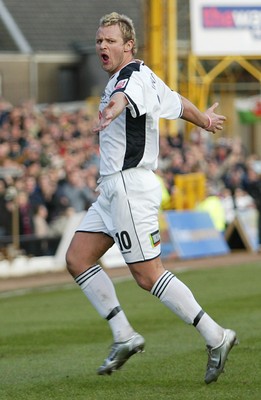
115, 79, 128, 90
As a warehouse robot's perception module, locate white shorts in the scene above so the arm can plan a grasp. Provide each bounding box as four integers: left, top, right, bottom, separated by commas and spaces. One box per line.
76, 167, 162, 264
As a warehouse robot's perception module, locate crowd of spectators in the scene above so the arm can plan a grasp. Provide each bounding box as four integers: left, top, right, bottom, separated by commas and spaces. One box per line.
0, 97, 100, 255
0, 96, 260, 256
158, 128, 261, 248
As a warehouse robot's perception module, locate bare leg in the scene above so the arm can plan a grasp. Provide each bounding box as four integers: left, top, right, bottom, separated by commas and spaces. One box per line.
66, 231, 113, 277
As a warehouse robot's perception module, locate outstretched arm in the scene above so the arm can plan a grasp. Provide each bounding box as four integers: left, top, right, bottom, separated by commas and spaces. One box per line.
93, 92, 128, 132
180, 96, 226, 133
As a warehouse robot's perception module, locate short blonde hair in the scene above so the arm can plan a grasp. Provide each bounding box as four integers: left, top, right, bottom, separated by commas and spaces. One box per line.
99, 12, 137, 54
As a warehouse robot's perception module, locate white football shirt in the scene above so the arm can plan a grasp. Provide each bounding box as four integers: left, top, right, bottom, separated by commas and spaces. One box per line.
98, 61, 183, 176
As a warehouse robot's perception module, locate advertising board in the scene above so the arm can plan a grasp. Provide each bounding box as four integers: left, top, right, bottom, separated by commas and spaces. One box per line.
190, 0, 261, 55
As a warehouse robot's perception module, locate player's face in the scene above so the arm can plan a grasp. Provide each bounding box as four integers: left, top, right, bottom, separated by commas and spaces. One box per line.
96, 24, 133, 76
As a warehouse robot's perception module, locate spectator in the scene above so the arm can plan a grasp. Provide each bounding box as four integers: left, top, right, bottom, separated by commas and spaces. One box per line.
219, 188, 236, 228
61, 167, 97, 212
196, 185, 226, 232
0, 178, 12, 236
169, 148, 185, 175
33, 204, 50, 238
37, 172, 66, 223
158, 136, 174, 171
223, 164, 246, 195
244, 165, 261, 250
17, 190, 34, 236
205, 159, 225, 194
233, 187, 256, 212
219, 186, 257, 231
0, 97, 12, 126
24, 175, 43, 208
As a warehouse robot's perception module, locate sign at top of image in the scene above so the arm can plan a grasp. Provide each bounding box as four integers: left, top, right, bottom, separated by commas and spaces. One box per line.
190, 0, 261, 56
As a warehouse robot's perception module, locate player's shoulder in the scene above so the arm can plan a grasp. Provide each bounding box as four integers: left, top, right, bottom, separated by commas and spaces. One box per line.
113, 61, 156, 93
118, 60, 141, 79
117, 60, 153, 81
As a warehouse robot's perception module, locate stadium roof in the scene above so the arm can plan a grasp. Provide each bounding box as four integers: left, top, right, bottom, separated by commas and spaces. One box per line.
0, 0, 190, 53
0, 16, 17, 51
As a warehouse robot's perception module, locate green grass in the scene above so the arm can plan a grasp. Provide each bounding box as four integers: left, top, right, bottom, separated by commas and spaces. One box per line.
0, 261, 261, 400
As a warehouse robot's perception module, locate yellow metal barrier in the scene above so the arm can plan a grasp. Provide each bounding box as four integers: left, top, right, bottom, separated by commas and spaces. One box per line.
171, 173, 206, 210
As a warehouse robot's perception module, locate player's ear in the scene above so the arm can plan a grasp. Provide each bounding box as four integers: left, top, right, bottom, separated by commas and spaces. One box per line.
124, 40, 134, 52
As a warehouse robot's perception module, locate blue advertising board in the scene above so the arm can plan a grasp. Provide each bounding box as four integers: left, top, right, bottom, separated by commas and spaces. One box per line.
164, 211, 230, 259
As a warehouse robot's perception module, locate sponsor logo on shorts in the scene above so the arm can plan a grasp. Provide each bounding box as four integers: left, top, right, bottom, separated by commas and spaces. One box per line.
150, 230, 161, 247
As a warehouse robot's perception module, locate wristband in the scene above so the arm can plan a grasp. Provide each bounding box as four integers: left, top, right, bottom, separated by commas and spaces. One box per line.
206, 115, 212, 129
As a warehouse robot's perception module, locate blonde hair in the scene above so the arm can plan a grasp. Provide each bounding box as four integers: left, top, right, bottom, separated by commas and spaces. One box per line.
99, 12, 137, 54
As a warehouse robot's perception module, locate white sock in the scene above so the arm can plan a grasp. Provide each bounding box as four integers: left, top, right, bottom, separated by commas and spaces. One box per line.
195, 313, 224, 347
151, 271, 224, 347
75, 264, 134, 342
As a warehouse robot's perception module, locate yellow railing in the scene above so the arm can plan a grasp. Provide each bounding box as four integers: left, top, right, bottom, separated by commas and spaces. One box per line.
171, 172, 206, 210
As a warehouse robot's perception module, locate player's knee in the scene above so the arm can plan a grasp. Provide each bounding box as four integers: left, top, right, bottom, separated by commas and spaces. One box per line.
65, 243, 85, 276
130, 259, 164, 291
66, 240, 98, 277
134, 275, 154, 292
65, 245, 75, 275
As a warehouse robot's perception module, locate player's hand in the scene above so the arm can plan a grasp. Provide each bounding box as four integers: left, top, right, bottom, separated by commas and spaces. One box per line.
93, 100, 115, 132
93, 93, 128, 133
205, 102, 226, 133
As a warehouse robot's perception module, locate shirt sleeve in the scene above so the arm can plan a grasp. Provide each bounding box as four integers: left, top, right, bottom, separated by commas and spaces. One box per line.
156, 77, 183, 119
111, 66, 183, 120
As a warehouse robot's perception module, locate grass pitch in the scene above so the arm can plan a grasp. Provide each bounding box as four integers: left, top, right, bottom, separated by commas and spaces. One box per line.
1, 261, 260, 400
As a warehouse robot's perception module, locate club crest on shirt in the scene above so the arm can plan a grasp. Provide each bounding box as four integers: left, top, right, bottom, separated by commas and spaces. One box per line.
115, 79, 128, 90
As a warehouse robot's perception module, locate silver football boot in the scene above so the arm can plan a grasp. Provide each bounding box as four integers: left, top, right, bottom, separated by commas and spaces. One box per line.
205, 329, 238, 384
97, 332, 145, 375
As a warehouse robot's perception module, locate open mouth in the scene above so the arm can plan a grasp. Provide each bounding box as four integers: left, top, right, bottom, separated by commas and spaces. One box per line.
101, 53, 109, 62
